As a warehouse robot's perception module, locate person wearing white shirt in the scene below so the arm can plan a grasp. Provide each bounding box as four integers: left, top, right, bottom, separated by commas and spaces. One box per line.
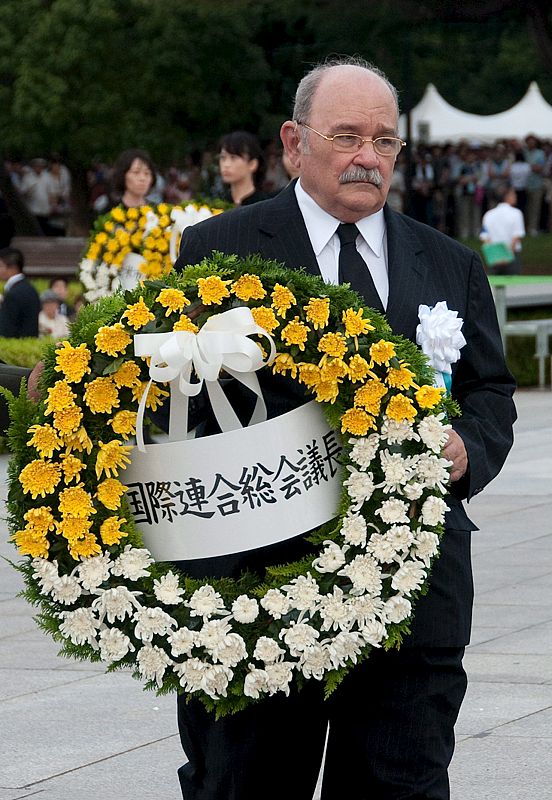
480, 187, 525, 274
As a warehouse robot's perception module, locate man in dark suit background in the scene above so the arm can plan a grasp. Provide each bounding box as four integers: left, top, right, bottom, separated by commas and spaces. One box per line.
0, 247, 40, 338
174, 57, 516, 800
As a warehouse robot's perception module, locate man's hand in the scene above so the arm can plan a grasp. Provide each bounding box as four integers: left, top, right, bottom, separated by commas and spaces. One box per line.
28, 360, 44, 402
443, 429, 468, 482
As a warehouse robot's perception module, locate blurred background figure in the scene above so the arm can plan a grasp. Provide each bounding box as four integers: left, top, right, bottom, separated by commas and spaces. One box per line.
49, 276, 74, 320
93, 149, 156, 213
0, 247, 40, 337
38, 289, 70, 339
19, 158, 57, 235
218, 131, 268, 205
480, 186, 525, 274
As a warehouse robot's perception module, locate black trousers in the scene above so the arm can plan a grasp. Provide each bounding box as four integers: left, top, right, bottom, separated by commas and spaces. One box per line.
177, 645, 467, 800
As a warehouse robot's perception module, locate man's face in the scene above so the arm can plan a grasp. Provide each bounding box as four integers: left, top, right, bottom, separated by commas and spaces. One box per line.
282, 67, 399, 222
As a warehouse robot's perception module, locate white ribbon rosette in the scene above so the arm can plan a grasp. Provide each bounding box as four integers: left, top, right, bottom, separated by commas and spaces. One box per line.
169, 206, 216, 264
416, 301, 466, 392
133, 306, 276, 450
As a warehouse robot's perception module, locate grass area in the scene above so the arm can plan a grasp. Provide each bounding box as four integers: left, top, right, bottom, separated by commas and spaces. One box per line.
463, 233, 552, 274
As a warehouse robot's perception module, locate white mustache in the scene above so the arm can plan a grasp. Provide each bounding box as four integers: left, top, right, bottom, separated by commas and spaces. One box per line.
339, 166, 383, 188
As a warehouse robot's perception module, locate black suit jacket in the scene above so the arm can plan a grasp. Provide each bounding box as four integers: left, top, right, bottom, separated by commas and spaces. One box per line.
0, 276, 40, 338
174, 182, 516, 646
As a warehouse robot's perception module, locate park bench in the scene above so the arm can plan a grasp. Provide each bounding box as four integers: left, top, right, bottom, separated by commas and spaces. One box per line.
11, 236, 85, 278
504, 318, 552, 389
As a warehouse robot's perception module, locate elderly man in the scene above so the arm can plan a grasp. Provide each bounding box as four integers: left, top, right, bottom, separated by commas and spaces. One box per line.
174, 57, 516, 800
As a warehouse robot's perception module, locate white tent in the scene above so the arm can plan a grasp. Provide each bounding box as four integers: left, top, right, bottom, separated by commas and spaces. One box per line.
398, 82, 552, 144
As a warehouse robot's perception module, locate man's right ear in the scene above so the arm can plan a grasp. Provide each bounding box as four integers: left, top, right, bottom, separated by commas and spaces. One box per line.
280, 121, 302, 169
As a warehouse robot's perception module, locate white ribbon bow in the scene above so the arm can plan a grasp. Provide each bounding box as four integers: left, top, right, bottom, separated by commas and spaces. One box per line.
133, 306, 276, 451
416, 301, 466, 391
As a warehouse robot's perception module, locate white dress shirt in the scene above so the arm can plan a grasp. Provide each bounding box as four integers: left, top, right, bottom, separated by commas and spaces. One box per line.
295, 179, 389, 309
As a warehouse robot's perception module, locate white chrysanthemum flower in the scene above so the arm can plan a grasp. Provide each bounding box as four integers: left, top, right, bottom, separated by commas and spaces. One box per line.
51, 575, 82, 605
215, 633, 248, 668
280, 622, 319, 656
340, 512, 368, 546
349, 434, 380, 469
376, 498, 410, 525
253, 636, 285, 664
231, 595, 259, 624
339, 554, 383, 596
78, 554, 112, 591
387, 525, 415, 553
98, 627, 134, 662
415, 453, 452, 492
382, 595, 412, 624
379, 450, 416, 493
153, 571, 185, 605
403, 481, 425, 501
244, 666, 269, 698
413, 530, 440, 566
417, 413, 450, 453
366, 532, 402, 564
79, 258, 94, 274
318, 586, 353, 632
312, 541, 347, 574
360, 619, 387, 647
91, 586, 142, 624
196, 618, 232, 655
391, 561, 427, 594
265, 661, 294, 696
137, 643, 172, 687
168, 627, 196, 657
300, 644, 332, 680
420, 496, 449, 527
32, 558, 60, 593
283, 573, 321, 612
134, 607, 177, 642
111, 546, 153, 581
260, 588, 291, 619
59, 607, 99, 646
327, 631, 363, 668
201, 664, 233, 699
381, 418, 419, 444
176, 657, 207, 693
344, 468, 376, 507
188, 585, 226, 620
346, 595, 385, 626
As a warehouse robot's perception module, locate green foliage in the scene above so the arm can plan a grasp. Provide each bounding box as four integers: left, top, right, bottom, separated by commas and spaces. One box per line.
0, 337, 49, 368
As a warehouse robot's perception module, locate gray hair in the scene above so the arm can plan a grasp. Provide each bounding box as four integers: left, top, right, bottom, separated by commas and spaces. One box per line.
293, 55, 400, 127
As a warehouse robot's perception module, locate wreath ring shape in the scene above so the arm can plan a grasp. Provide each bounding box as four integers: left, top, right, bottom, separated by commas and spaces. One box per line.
7, 252, 458, 717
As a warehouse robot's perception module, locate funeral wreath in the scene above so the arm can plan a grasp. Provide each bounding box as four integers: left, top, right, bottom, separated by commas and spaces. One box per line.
6, 253, 461, 717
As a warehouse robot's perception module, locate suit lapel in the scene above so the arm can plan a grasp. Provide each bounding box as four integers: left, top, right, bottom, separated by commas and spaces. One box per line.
384, 206, 428, 340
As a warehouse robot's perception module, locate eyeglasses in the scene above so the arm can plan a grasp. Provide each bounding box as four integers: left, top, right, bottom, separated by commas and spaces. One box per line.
298, 123, 405, 156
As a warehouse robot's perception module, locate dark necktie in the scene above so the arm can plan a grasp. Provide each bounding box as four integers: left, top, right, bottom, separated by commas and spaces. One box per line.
337, 223, 384, 313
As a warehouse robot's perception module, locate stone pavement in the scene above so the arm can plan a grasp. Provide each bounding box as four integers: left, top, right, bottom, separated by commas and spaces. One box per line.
1, 389, 550, 800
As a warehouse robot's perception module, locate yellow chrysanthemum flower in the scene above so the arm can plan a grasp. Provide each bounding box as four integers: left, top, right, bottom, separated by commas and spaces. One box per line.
342, 308, 375, 338
112, 361, 142, 389
59, 453, 85, 483
107, 238, 120, 253
156, 238, 169, 254
281, 317, 310, 351
59, 484, 96, 519
45, 380, 76, 416
304, 297, 330, 330
100, 516, 128, 546
354, 379, 388, 415
130, 231, 143, 248
131, 382, 169, 411
157, 203, 169, 215
348, 354, 371, 383
250, 306, 279, 334
173, 315, 199, 333
297, 363, 321, 387
84, 377, 120, 414
370, 339, 396, 365
197, 275, 231, 306
95, 323, 132, 357
104, 221, 115, 233
320, 358, 348, 383
103, 252, 114, 264
109, 410, 137, 438
387, 365, 416, 390
56, 516, 93, 543
122, 297, 155, 330
53, 404, 83, 435
415, 385, 444, 409
315, 380, 340, 404
156, 288, 190, 316
68, 532, 102, 560
27, 424, 62, 458
19, 460, 61, 498
24, 506, 55, 534
318, 332, 347, 359
271, 284, 296, 318
111, 207, 126, 222
63, 426, 93, 454
272, 353, 298, 378
126, 207, 139, 220
231, 273, 266, 301
386, 394, 417, 422
158, 214, 170, 228
95, 440, 132, 479
96, 232, 108, 245
141, 260, 164, 279
13, 528, 49, 558
341, 407, 376, 436
97, 478, 127, 510
54, 342, 92, 383
124, 220, 137, 233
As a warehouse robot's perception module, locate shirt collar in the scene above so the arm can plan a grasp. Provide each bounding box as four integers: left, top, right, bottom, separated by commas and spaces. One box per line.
4, 273, 25, 292
295, 179, 386, 257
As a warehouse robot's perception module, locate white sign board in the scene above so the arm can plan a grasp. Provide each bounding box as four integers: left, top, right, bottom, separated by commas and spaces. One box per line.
124, 401, 342, 561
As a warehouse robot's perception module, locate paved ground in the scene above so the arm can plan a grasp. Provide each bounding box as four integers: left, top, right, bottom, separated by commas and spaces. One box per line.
1, 389, 550, 800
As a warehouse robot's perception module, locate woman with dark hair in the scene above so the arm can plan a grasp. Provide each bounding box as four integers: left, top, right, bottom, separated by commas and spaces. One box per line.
111, 148, 156, 208
218, 131, 269, 206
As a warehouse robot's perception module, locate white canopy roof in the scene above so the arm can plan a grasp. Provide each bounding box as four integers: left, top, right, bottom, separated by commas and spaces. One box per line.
398, 82, 552, 144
